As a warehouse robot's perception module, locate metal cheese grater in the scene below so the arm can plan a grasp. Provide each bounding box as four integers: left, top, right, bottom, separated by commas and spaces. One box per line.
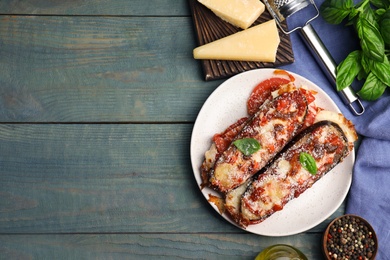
263, 0, 365, 115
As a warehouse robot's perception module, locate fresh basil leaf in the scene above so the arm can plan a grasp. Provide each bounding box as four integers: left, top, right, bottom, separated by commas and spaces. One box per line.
348, 8, 359, 21
357, 67, 368, 81
233, 138, 261, 156
355, 0, 371, 15
320, 0, 353, 24
371, 55, 390, 86
380, 10, 390, 45
359, 4, 379, 28
370, 0, 390, 9
299, 152, 318, 175
361, 53, 374, 74
336, 50, 362, 91
357, 72, 387, 100
376, 8, 386, 16
356, 16, 385, 62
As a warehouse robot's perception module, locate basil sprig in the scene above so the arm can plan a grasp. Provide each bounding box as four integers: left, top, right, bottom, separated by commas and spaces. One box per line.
233, 138, 261, 156
320, 0, 390, 101
299, 152, 318, 175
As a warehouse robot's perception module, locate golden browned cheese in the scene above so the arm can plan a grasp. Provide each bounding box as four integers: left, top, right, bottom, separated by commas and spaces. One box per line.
239, 121, 355, 227
209, 89, 308, 194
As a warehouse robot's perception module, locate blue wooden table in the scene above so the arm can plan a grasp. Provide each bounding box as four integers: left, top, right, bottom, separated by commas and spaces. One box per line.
0, 1, 346, 258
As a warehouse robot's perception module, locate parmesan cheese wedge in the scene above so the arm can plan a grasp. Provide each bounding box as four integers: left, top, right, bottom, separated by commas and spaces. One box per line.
197, 0, 265, 29
193, 19, 280, 62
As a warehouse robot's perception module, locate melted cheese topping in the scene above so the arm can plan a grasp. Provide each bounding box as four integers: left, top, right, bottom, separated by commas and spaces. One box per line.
314, 110, 358, 143
241, 123, 351, 223
210, 89, 308, 193
203, 143, 218, 170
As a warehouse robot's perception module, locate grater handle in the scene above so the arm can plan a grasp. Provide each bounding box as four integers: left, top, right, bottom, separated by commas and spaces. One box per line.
299, 24, 365, 116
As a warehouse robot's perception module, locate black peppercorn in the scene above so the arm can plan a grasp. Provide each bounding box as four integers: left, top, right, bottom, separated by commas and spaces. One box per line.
323, 215, 377, 260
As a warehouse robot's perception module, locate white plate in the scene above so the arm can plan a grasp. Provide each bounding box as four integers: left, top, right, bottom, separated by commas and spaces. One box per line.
190, 68, 354, 236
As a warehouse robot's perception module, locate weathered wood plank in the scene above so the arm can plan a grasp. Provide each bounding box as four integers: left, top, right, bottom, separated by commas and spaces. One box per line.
0, 123, 222, 233
0, 124, 344, 233
0, 15, 217, 123
0, 233, 325, 259
0, 0, 190, 16
0, 1, 347, 258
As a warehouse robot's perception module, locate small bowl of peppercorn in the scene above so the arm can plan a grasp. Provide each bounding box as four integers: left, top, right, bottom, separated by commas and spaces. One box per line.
322, 214, 378, 260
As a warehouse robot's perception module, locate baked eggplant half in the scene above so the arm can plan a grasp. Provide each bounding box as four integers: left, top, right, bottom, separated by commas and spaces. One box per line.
208, 89, 308, 194
200, 117, 248, 188
239, 120, 356, 227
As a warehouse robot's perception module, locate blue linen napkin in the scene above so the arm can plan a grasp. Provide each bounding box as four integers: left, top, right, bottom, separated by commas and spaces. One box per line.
346, 97, 390, 259
279, 0, 390, 258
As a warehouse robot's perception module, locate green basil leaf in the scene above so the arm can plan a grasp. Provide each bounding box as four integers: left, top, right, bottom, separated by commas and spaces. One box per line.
356, 16, 385, 62
357, 72, 387, 100
320, 0, 353, 24
380, 10, 390, 45
360, 4, 379, 28
357, 67, 368, 81
361, 53, 374, 74
355, 0, 372, 16
348, 8, 359, 21
370, 0, 390, 9
233, 138, 261, 156
336, 50, 362, 91
376, 8, 386, 16
299, 152, 318, 175
371, 55, 390, 86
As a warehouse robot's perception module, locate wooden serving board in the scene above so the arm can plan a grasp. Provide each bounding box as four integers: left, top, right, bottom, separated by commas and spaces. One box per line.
189, 0, 294, 81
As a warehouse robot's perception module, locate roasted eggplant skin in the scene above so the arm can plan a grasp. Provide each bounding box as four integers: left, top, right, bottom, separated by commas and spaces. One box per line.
239, 121, 352, 227
208, 89, 308, 194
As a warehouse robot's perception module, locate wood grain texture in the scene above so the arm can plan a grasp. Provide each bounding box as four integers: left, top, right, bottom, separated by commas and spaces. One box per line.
0, 1, 348, 258
0, 0, 191, 16
0, 15, 217, 123
0, 233, 324, 259
189, 0, 294, 81
0, 124, 217, 233
0, 124, 344, 233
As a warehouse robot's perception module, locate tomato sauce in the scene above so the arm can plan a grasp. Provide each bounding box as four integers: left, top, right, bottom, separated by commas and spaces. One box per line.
247, 77, 291, 115
213, 117, 248, 154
